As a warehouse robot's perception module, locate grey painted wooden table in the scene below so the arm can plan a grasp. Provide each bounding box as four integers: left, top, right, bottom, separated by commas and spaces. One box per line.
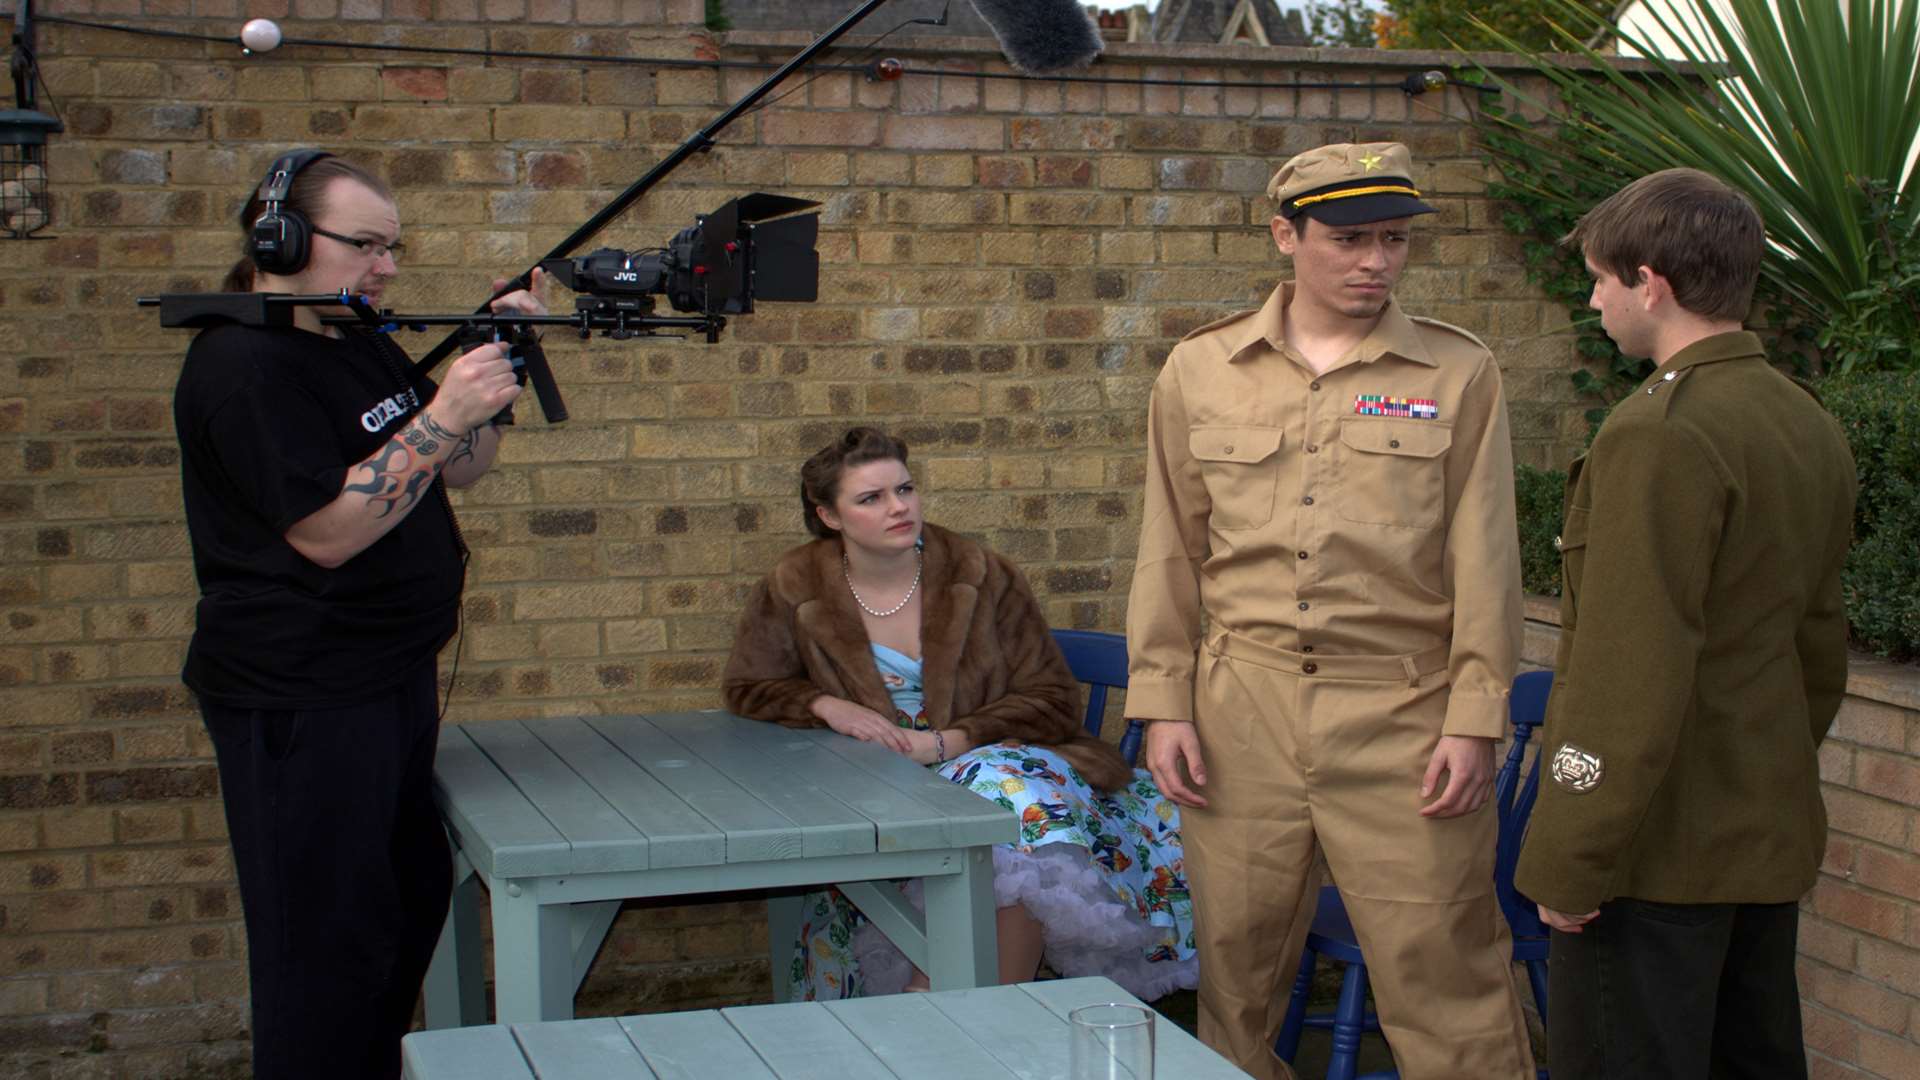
404, 976, 1250, 1079
422, 711, 1018, 1027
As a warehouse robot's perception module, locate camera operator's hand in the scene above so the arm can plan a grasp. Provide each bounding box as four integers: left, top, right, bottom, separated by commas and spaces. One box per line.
489, 267, 550, 319
429, 341, 521, 433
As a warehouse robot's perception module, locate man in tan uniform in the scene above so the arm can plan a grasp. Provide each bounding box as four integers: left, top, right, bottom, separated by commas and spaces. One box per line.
1127, 143, 1534, 1079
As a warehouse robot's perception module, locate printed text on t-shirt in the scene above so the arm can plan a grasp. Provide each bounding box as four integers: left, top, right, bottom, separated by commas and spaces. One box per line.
360, 388, 422, 433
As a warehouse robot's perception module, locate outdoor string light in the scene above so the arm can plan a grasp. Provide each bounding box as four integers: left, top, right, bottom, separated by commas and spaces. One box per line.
36, 13, 1494, 99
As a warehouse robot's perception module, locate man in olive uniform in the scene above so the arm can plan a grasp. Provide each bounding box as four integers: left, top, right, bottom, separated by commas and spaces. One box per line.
1127, 142, 1535, 1080
1515, 169, 1855, 1078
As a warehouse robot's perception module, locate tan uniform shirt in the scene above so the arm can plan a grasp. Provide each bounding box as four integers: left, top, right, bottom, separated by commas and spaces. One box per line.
1127, 282, 1523, 738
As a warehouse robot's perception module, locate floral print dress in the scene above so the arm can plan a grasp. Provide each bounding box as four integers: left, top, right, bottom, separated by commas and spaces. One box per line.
787, 643, 1198, 1001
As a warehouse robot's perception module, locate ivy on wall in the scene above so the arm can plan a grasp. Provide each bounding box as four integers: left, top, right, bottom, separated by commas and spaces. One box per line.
1469, 92, 1652, 434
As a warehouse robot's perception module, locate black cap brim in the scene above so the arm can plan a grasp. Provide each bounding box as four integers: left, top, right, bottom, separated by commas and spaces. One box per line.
1300, 192, 1437, 226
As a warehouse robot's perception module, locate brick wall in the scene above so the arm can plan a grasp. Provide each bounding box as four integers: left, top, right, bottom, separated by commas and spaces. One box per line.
0, 5, 1643, 1074
1803, 662, 1920, 1080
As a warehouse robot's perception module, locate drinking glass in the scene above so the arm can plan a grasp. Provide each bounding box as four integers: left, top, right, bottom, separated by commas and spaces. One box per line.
1069, 1002, 1155, 1080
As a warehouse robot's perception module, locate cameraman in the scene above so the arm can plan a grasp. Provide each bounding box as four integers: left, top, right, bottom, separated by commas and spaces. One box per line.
173, 150, 544, 1079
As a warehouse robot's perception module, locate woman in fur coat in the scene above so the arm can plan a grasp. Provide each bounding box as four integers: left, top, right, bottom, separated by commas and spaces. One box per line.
724, 427, 1198, 1001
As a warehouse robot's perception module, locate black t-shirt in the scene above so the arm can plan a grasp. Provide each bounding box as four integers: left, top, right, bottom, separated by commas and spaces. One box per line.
174, 322, 465, 708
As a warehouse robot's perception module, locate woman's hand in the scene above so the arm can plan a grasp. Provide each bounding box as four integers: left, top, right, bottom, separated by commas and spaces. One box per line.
811, 696, 912, 754
904, 728, 977, 767
902, 729, 942, 766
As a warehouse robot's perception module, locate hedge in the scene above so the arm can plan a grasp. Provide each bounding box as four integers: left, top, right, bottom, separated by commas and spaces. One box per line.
1511, 369, 1920, 660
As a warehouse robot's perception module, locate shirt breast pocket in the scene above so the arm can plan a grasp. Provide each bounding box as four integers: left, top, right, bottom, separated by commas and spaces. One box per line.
1336, 418, 1452, 529
1189, 424, 1285, 530
1557, 506, 1589, 628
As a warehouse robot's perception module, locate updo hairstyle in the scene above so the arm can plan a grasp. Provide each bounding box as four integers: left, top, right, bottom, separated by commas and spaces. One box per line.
799, 427, 910, 540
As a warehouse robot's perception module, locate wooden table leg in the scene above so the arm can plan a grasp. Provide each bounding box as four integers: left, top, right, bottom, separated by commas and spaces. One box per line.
489, 878, 575, 1023
920, 847, 998, 991
422, 849, 485, 1029
765, 892, 805, 1003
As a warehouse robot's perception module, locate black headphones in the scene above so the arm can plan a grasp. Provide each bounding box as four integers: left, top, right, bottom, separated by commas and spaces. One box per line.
249, 148, 333, 276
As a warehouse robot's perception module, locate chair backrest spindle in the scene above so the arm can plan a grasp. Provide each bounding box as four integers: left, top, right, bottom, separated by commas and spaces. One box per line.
1494, 669, 1553, 941
1050, 629, 1144, 767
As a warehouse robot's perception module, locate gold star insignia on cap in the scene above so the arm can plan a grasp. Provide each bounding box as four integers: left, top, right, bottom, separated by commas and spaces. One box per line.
1358, 152, 1384, 172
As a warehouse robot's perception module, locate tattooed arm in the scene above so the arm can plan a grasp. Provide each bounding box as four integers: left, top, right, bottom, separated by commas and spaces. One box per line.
285, 341, 520, 568
441, 422, 501, 489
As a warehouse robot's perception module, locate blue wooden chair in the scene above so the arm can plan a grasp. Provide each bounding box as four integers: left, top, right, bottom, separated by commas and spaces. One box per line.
1051, 629, 1145, 766
1273, 670, 1555, 1080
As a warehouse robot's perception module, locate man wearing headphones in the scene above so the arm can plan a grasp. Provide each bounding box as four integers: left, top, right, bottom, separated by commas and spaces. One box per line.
173, 150, 544, 1078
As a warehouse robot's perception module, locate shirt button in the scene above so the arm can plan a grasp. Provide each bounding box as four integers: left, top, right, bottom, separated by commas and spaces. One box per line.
1389, 439, 1401, 449
1298, 601, 1310, 611
1302, 496, 1314, 505
1306, 444, 1319, 454
1297, 550, 1309, 560
1310, 381, 1322, 391
1303, 662, 1318, 674
1223, 444, 1234, 454
1302, 645, 1314, 653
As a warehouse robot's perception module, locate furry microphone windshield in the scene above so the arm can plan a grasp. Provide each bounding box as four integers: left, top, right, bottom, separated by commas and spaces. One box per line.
967, 0, 1105, 74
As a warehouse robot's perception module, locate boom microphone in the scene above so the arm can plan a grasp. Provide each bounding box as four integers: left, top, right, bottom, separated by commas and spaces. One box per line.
966, 0, 1104, 75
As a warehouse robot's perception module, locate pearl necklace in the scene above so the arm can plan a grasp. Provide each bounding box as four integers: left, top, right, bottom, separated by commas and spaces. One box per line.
844, 550, 922, 618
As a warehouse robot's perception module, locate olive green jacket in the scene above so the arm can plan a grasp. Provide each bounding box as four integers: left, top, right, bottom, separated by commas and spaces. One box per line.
1513, 331, 1856, 913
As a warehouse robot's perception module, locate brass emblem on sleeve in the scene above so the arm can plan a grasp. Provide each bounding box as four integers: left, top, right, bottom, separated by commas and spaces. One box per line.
1550, 743, 1604, 794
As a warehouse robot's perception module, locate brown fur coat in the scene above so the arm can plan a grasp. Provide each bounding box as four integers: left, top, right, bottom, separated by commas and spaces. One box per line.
723, 523, 1131, 793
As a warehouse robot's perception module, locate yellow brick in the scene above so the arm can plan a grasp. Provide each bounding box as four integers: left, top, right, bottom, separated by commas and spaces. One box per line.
235, 66, 309, 102
1100, 232, 1156, 264
97, 62, 167, 99
311, 67, 382, 102
493, 106, 627, 142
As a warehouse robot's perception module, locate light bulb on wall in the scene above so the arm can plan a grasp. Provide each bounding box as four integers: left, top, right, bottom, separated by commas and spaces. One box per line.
240, 19, 284, 55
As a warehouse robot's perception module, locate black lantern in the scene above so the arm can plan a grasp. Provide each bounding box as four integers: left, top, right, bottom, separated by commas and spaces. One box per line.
1, 109, 60, 238
6, 0, 60, 239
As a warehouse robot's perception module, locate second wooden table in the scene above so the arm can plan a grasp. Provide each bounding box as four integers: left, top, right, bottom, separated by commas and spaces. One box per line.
423, 711, 1018, 1026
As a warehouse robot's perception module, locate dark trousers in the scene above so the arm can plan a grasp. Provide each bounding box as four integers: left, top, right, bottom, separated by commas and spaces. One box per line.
201, 664, 452, 1080
1547, 898, 1806, 1080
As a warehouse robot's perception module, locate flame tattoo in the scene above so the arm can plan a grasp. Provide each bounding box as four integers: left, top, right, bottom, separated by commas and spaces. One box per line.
345, 411, 460, 518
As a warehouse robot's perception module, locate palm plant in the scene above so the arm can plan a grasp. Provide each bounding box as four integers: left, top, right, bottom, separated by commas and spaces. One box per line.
1465, 0, 1920, 375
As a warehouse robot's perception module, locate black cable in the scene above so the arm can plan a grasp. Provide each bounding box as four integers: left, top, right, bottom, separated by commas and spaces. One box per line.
13, 47, 65, 124
437, 580, 468, 723
37, 14, 774, 69
32, 14, 1491, 95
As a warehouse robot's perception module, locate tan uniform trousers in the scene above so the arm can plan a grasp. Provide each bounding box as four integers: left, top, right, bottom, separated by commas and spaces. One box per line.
1185, 630, 1534, 1080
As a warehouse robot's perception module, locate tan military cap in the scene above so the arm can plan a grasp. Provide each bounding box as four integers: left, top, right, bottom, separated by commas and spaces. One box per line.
1266, 142, 1436, 225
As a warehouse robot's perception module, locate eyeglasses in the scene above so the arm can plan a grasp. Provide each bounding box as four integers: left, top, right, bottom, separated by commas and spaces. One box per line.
312, 225, 405, 262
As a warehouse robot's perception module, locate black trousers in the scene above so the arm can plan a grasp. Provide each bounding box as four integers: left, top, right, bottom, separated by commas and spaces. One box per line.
201, 664, 452, 1080
1547, 898, 1806, 1080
